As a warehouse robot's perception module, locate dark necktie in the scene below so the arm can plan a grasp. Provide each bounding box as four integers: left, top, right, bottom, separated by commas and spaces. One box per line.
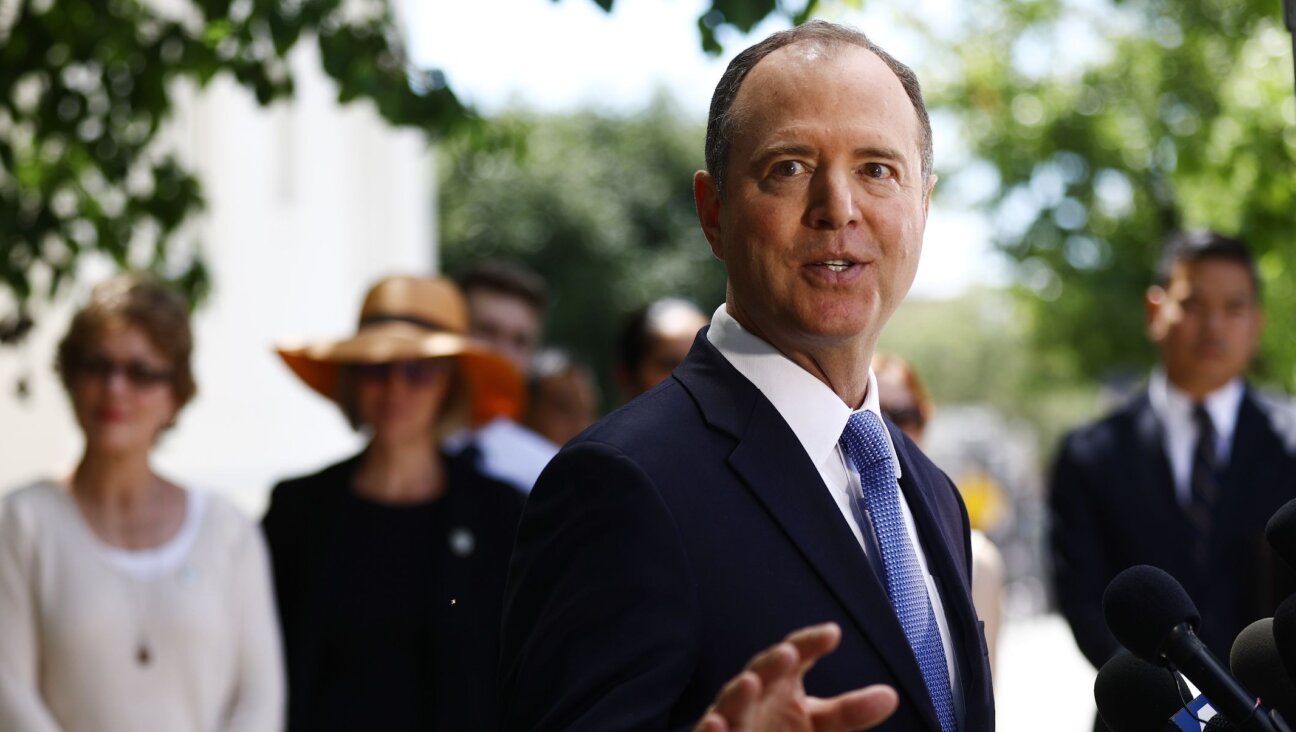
1187, 404, 1221, 568
840, 410, 958, 732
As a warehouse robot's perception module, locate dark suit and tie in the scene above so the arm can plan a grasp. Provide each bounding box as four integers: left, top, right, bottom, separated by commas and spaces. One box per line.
1050, 382, 1296, 667
500, 331, 994, 730
1048, 230, 1296, 730
499, 20, 992, 732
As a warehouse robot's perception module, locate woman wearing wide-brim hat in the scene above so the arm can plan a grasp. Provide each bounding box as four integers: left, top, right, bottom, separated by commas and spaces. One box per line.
262, 275, 526, 732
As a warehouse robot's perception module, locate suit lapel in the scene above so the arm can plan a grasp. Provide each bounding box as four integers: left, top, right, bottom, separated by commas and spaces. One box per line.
1134, 393, 1179, 510
1224, 390, 1272, 500
891, 427, 988, 727
676, 335, 941, 729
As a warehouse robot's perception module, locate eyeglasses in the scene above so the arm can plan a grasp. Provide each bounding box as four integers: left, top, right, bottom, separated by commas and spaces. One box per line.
74, 356, 175, 388
351, 360, 450, 386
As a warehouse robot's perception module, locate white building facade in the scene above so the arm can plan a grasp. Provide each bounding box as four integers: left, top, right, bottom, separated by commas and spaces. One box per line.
1, 39, 437, 513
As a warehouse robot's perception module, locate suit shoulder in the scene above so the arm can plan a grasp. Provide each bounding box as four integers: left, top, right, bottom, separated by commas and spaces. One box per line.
1247, 388, 1296, 447
269, 455, 359, 503
445, 448, 526, 515
576, 378, 700, 451
1055, 398, 1144, 462
264, 457, 361, 532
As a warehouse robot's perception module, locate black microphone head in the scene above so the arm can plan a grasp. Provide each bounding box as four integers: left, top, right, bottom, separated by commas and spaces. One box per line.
1095, 650, 1192, 732
1273, 595, 1296, 681
1103, 565, 1201, 663
1231, 617, 1296, 721
1203, 714, 1239, 731
1266, 499, 1296, 570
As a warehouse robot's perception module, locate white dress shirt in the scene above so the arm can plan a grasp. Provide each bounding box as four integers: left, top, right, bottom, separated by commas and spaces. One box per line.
1147, 370, 1244, 507
706, 305, 963, 717
444, 418, 559, 494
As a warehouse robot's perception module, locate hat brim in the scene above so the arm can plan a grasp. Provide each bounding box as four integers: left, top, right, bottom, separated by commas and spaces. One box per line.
276, 322, 524, 425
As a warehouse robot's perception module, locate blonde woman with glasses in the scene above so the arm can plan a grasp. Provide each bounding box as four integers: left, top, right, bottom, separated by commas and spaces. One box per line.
0, 275, 284, 732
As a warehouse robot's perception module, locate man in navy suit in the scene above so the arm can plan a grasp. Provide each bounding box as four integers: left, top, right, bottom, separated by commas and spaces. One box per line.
1050, 232, 1296, 728
500, 21, 994, 731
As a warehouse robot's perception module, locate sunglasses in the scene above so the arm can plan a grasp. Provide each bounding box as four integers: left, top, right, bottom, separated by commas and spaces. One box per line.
351, 359, 450, 386
75, 356, 175, 388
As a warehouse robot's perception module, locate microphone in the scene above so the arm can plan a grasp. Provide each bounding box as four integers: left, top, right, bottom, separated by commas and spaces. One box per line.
1265, 499, 1296, 569
1232, 618, 1296, 722
1094, 649, 1195, 731
1272, 595, 1296, 681
1103, 565, 1279, 732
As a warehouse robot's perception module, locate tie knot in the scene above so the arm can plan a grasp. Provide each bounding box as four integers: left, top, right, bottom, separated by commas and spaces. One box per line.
1193, 403, 1215, 435
840, 410, 891, 469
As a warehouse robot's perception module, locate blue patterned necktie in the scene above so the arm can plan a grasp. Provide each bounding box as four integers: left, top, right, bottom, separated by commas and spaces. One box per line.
840, 410, 958, 732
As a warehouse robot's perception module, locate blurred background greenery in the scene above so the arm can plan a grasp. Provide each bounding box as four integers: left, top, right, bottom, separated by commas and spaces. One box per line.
4, 0, 1295, 441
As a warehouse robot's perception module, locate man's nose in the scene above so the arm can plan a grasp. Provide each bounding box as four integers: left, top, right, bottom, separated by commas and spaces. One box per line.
805, 169, 859, 230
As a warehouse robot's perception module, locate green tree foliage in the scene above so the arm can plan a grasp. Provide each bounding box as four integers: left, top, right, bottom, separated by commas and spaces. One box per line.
928, 0, 1296, 388
0, 0, 808, 344
0, 0, 478, 339
438, 97, 724, 408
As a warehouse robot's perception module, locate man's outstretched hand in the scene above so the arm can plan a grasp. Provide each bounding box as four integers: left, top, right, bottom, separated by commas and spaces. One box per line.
694, 623, 899, 732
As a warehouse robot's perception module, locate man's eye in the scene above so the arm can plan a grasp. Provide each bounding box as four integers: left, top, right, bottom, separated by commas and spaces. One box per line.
770, 160, 805, 177
862, 162, 893, 179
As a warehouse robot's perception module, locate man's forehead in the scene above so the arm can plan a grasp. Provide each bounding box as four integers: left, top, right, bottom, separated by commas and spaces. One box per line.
729, 42, 919, 149
1169, 258, 1259, 298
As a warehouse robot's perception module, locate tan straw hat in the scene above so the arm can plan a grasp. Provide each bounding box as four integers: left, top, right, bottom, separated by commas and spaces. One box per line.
276, 275, 524, 425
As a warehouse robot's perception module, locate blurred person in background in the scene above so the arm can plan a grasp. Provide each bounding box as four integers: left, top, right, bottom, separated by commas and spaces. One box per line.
0, 275, 284, 732
1049, 231, 1296, 731
448, 260, 556, 492
523, 349, 599, 448
614, 297, 711, 402
264, 275, 525, 732
873, 352, 1005, 679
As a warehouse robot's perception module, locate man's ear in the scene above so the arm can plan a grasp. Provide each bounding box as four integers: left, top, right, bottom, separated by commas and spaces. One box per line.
1145, 285, 1166, 342
923, 174, 937, 220
694, 170, 724, 260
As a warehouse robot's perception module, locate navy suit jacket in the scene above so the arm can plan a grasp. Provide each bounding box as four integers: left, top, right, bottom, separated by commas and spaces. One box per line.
499, 333, 995, 731
1050, 386, 1296, 668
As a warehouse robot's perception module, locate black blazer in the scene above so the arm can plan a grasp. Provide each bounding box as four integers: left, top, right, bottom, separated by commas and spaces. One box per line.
263, 449, 523, 732
500, 333, 995, 731
1050, 387, 1296, 667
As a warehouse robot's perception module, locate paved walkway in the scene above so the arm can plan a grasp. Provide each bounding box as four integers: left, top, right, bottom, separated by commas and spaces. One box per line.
995, 613, 1097, 732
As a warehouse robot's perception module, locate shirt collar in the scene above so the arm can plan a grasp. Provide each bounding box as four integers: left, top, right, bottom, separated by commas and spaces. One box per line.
706, 305, 902, 477
1148, 368, 1245, 439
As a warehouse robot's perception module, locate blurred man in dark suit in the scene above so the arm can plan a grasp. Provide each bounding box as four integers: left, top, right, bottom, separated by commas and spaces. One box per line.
1050, 231, 1296, 729
500, 21, 994, 732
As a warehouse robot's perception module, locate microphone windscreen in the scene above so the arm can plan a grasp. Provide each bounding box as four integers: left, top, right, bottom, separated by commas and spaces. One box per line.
1095, 650, 1192, 732
1273, 594, 1296, 680
1266, 499, 1296, 570
1203, 715, 1239, 731
1103, 565, 1201, 662
1230, 617, 1296, 721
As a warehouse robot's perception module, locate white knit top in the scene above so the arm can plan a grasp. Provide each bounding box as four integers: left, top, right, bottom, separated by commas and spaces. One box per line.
0, 480, 285, 732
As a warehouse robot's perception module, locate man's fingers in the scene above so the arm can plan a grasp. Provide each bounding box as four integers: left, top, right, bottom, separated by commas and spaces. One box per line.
693, 713, 729, 732
742, 637, 799, 685
782, 622, 842, 674
704, 670, 762, 726
807, 684, 900, 732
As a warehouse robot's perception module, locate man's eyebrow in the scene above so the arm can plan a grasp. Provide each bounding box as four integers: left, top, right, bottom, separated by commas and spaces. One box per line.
752, 143, 817, 163
750, 143, 912, 166
854, 145, 907, 162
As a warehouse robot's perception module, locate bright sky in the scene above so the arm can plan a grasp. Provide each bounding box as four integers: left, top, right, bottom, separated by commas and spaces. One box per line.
404, 0, 1008, 298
